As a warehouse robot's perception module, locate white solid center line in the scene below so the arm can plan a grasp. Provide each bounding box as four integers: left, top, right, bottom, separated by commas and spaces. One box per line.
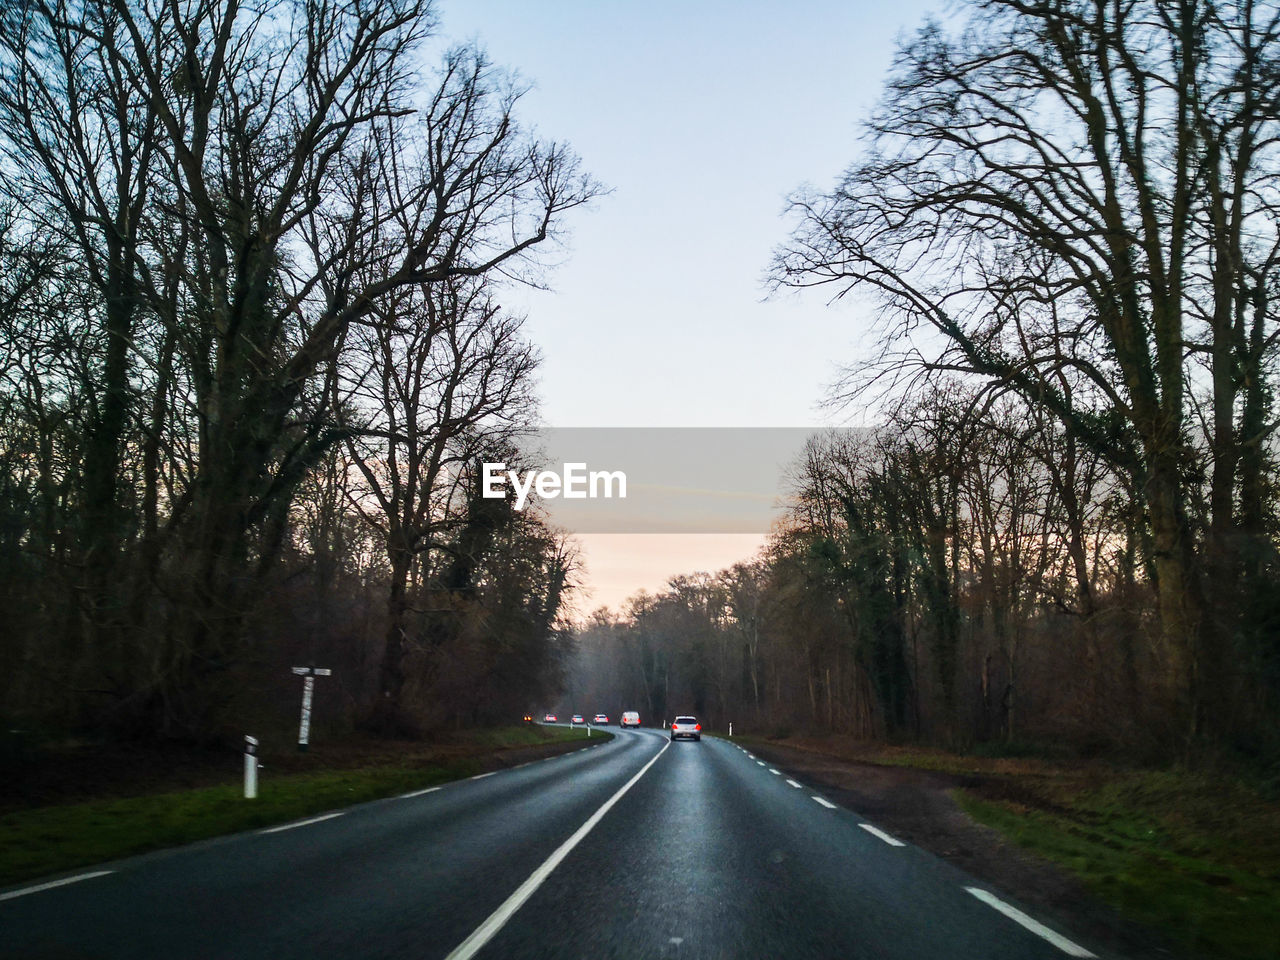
768, 768, 781, 775
470, 771, 496, 780
965, 887, 1096, 957
444, 741, 670, 960
0, 870, 113, 903
398, 786, 442, 799
811, 796, 837, 809
859, 823, 906, 846
786, 779, 803, 788
259, 812, 345, 834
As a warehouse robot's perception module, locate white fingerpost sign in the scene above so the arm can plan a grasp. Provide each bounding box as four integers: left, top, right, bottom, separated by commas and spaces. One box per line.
244, 735, 258, 799
291, 666, 331, 752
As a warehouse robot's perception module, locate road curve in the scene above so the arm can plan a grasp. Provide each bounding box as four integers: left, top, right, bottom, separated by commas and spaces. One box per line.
1, 727, 1106, 959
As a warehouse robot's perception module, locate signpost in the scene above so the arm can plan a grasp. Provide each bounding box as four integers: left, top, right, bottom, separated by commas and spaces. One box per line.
291, 666, 331, 752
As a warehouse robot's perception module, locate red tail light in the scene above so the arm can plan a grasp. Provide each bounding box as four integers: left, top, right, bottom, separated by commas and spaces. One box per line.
695, 724, 701, 731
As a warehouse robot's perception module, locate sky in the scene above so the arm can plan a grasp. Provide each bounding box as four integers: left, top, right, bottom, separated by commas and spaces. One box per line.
430, 1, 944, 612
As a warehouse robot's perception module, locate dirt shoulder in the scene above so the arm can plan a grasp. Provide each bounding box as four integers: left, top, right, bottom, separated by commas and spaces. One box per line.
745, 737, 1187, 960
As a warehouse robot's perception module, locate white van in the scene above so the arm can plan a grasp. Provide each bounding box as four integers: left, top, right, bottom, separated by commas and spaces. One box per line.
620, 711, 641, 728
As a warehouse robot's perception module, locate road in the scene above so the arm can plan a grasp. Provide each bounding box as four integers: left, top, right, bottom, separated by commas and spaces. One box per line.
1, 726, 1106, 959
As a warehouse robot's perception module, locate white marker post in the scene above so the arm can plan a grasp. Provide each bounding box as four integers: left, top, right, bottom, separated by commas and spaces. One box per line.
291, 666, 331, 752
729, 722, 733, 737
244, 735, 258, 799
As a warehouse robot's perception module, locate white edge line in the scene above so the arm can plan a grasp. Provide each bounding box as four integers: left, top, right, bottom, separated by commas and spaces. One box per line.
786, 779, 803, 788
470, 771, 497, 780
755, 760, 766, 766
811, 795, 837, 809
398, 786, 443, 799
259, 811, 345, 834
444, 741, 671, 960
768, 768, 781, 775
965, 887, 1096, 957
858, 823, 906, 847
0, 870, 114, 903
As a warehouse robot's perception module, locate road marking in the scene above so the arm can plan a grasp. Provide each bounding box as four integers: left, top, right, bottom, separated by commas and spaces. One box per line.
470, 772, 496, 780
786, 779, 803, 788
755, 760, 766, 766
769, 768, 781, 775
398, 786, 442, 799
811, 796, 837, 809
858, 823, 905, 846
0, 871, 113, 902
444, 741, 671, 960
259, 812, 345, 834
746, 753, 756, 759
965, 887, 1096, 957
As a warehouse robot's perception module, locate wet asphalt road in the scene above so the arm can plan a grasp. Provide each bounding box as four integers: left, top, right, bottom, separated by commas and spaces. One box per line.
0, 726, 1106, 959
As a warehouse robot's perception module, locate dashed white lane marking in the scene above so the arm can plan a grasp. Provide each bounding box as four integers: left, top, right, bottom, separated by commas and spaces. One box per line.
755, 761, 766, 766
858, 823, 906, 847
0, 871, 113, 902
259, 812, 345, 834
470, 772, 496, 780
769, 768, 781, 775
444, 741, 670, 960
965, 887, 1096, 957
811, 796, 837, 809
786, 779, 803, 789
398, 786, 442, 799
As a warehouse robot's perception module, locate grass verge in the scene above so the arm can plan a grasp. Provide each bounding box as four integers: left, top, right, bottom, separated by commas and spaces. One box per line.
956, 771, 1280, 960
1, 725, 606, 889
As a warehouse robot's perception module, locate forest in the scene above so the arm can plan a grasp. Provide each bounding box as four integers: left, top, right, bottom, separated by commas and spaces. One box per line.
2, 0, 1278, 769
569, 0, 1280, 763
0, 0, 597, 744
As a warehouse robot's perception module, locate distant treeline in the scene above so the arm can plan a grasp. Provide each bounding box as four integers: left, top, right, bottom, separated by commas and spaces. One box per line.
0, 0, 597, 743
573, 385, 1272, 757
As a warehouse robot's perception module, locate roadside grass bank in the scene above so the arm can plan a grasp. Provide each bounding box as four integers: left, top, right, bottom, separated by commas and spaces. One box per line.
955, 772, 1280, 960
1, 725, 607, 889
745, 733, 1280, 960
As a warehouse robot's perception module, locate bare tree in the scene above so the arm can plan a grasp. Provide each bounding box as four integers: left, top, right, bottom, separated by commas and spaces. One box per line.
773, 0, 1280, 743
0, 0, 598, 737
339, 277, 538, 731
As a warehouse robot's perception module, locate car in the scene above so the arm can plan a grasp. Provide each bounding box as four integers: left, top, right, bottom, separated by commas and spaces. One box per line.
620, 711, 640, 728
544, 713, 558, 722
523, 714, 533, 724
670, 716, 701, 741
592, 714, 609, 724
571, 714, 585, 725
